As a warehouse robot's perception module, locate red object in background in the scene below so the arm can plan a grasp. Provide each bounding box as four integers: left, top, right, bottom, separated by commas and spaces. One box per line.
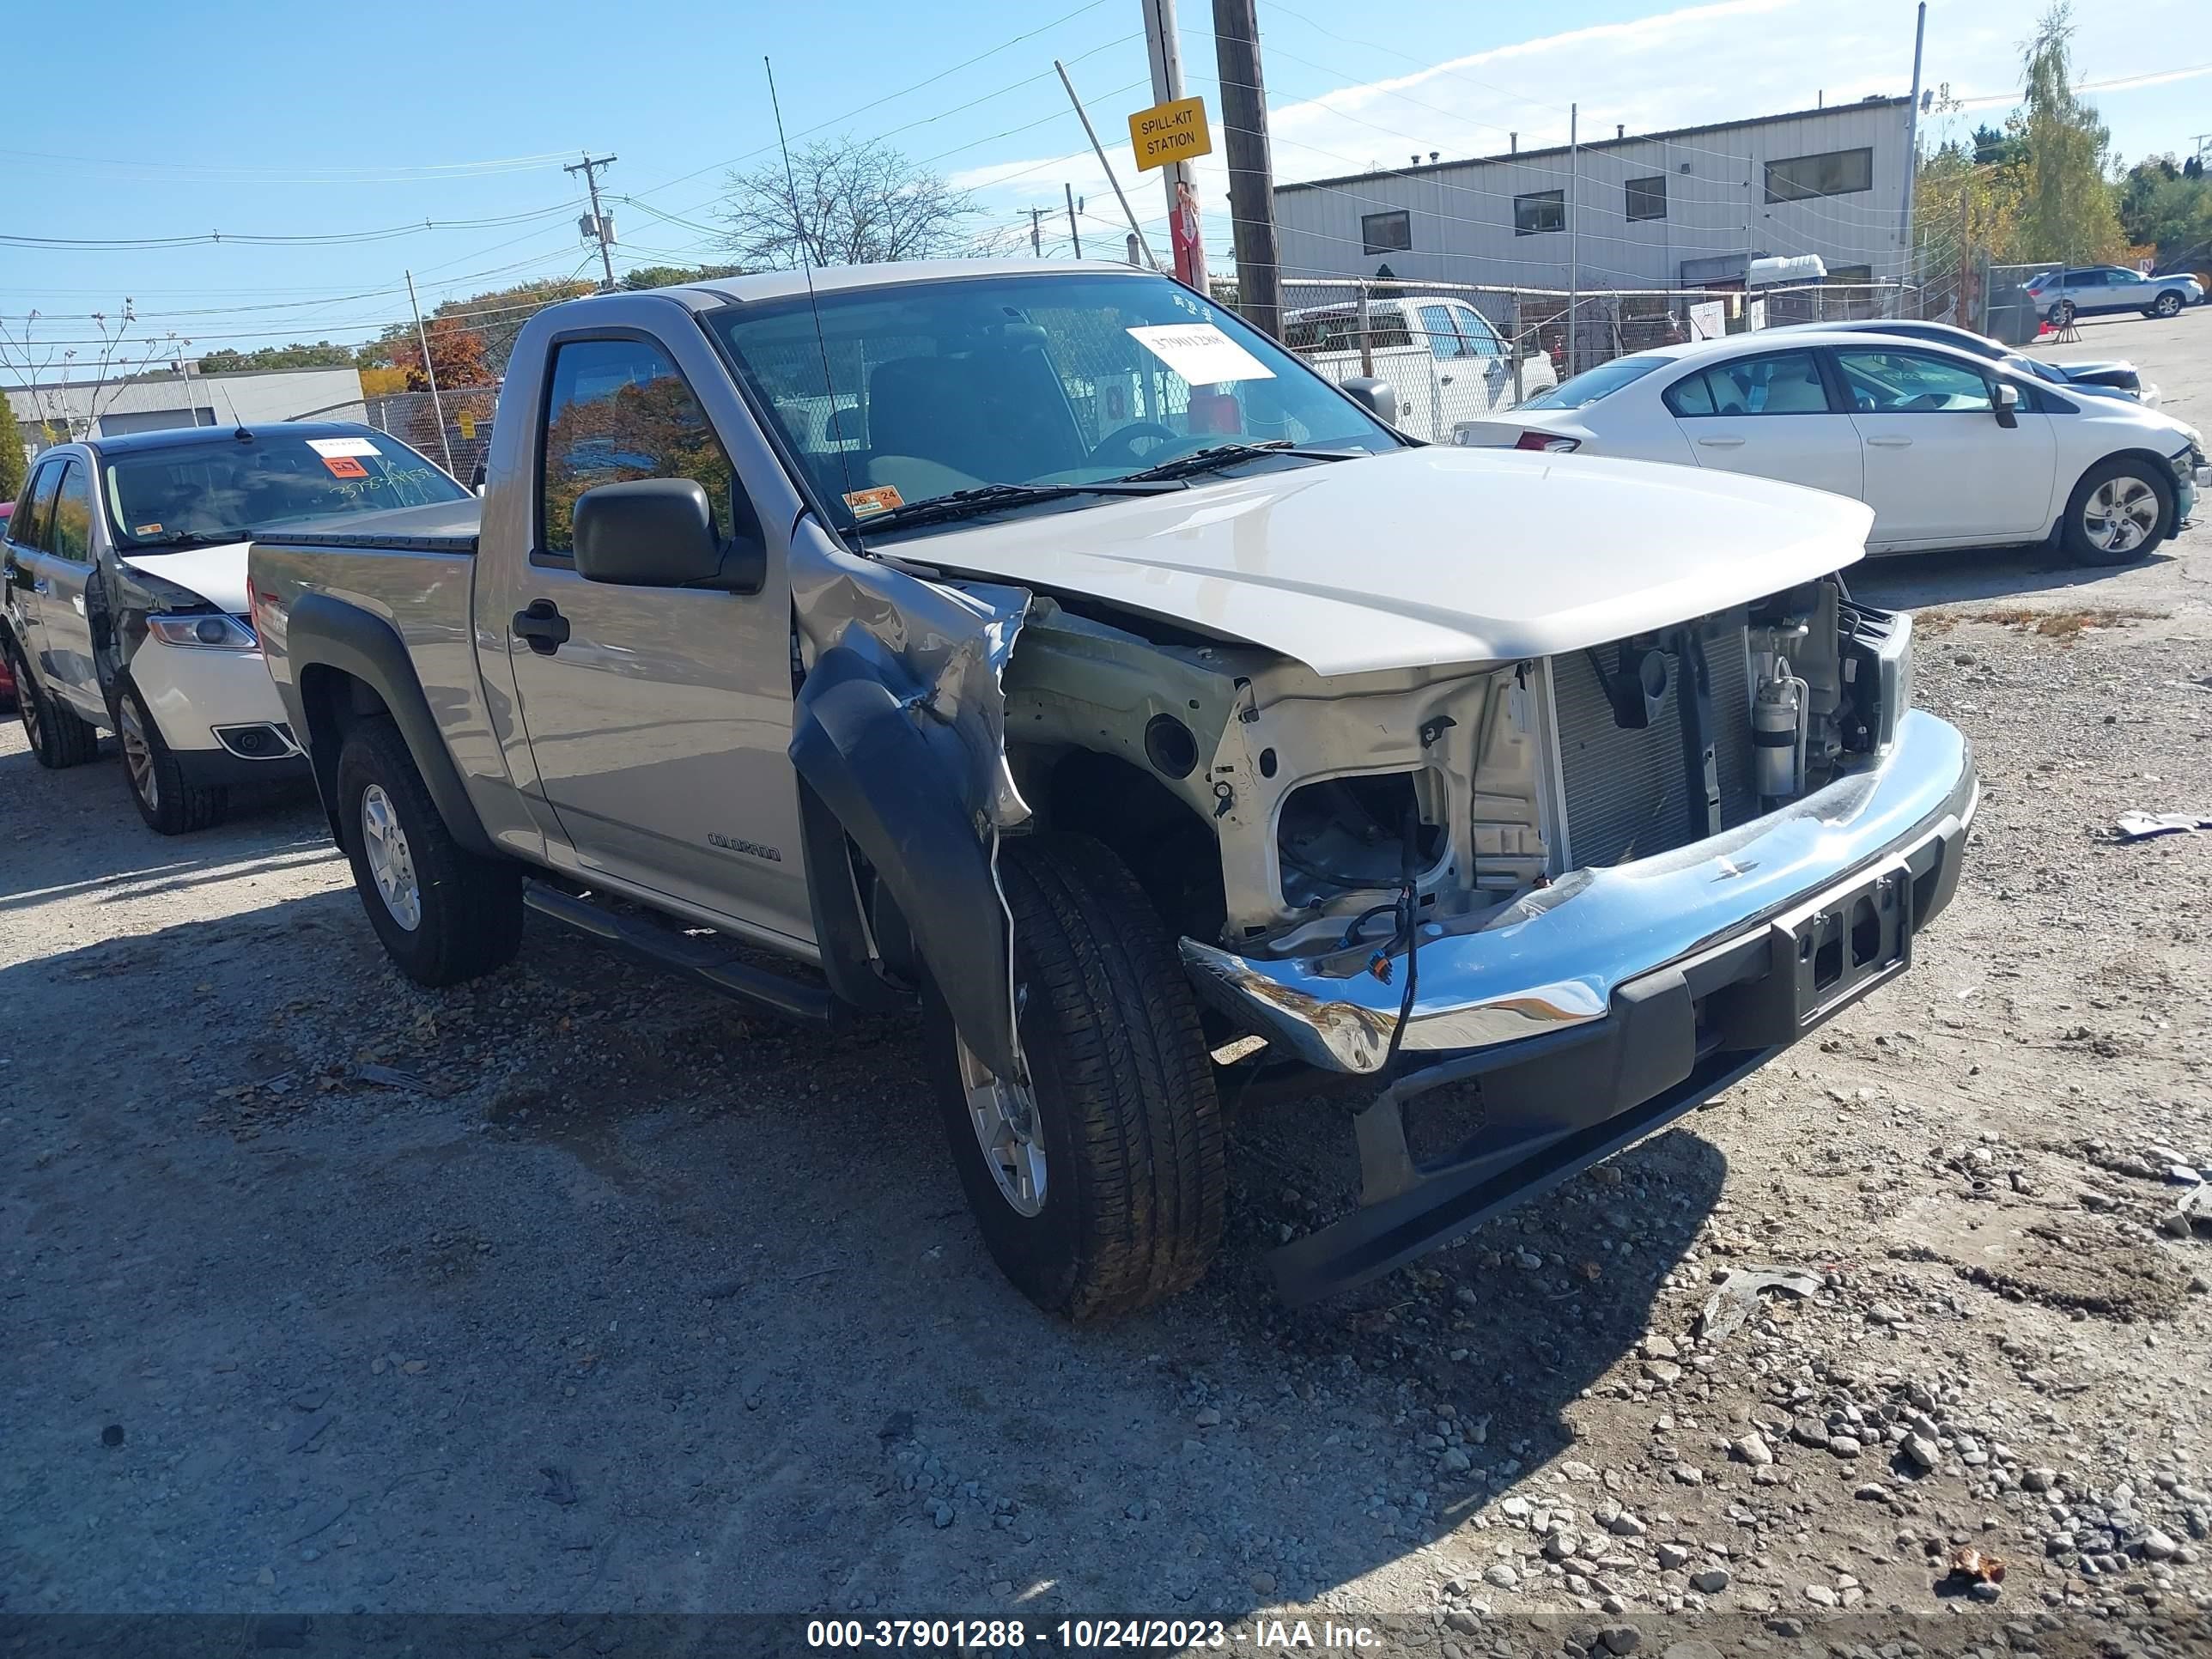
1187, 390, 1240, 433
1170, 178, 1207, 292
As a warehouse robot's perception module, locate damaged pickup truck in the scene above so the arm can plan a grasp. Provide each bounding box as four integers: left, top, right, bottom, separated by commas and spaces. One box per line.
246, 260, 1977, 1320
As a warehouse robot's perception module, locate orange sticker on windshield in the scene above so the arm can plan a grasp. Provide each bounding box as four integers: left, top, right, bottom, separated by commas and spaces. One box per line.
843, 485, 903, 519
322, 455, 369, 479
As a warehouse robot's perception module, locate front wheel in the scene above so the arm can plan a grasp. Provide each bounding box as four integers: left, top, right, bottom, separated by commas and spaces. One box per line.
335, 715, 522, 986
2151, 292, 2185, 319
2060, 457, 2172, 566
925, 833, 1225, 1322
117, 679, 228, 835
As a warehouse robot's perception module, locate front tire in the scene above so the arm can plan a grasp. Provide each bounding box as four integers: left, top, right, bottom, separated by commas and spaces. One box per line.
335, 715, 522, 986
2060, 457, 2172, 566
925, 833, 1225, 1322
117, 679, 228, 835
7, 634, 100, 769
2150, 291, 2185, 319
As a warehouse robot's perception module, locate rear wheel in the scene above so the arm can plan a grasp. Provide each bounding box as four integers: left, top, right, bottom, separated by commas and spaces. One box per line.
2061, 457, 2172, 566
117, 679, 228, 835
7, 635, 100, 769
924, 833, 1225, 1322
2047, 300, 2075, 327
335, 715, 522, 986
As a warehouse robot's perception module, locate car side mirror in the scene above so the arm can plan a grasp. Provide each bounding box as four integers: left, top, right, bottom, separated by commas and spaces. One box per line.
1340, 375, 1400, 425
572, 478, 765, 594
1994, 383, 2021, 428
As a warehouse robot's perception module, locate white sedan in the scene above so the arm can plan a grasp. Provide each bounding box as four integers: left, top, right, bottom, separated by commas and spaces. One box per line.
1454, 331, 2208, 566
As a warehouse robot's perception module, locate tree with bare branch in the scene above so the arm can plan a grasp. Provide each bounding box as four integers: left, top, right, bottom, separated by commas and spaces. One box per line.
0, 300, 186, 442
719, 137, 975, 269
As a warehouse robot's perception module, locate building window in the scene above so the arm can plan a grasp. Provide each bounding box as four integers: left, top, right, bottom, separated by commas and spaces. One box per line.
1625, 175, 1667, 222
1514, 189, 1565, 236
1764, 147, 1874, 204
1361, 210, 1411, 255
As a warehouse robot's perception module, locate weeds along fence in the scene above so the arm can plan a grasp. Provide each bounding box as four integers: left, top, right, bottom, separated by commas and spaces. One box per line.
1273, 277, 1923, 441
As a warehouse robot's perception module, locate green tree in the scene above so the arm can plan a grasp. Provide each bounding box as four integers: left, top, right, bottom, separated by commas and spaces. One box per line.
198, 341, 357, 374
620, 263, 750, 290
0, 396, 27, 503
2118, 155, 2212, 260
2009, 4, 2127, 264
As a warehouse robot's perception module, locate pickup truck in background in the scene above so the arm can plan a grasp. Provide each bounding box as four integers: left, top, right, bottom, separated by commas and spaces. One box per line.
249, 258, 1976, 1320
1281, 294, 1556, 442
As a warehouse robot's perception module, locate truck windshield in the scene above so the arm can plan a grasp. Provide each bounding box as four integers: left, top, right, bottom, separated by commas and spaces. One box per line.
705, 271, 1403, 535
101, 430, 469, 550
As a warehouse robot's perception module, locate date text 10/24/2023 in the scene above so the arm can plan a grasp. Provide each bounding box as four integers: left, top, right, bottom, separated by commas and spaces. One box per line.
805, 1620, 1386, 1650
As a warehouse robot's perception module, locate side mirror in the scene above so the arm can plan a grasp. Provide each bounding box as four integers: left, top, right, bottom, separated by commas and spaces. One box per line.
1340, 375, 1400, 426
468, 462, 488, 497
1994, 382, 2021, 428
572, 478, 765, 593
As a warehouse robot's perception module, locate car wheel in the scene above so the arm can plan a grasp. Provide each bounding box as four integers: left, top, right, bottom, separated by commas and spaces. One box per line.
116, 678, 228, 835
923, 832, 1225, 1322
2151, 291, 2185, 319
2046, 300, 2075, 327
2061, 457, 2172, 566
335, 714, 522, 986
6, 634, 100, 769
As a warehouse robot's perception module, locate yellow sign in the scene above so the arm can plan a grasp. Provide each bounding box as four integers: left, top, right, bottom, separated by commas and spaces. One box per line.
1127, 96, 1212, 172
457, 411, 477, 441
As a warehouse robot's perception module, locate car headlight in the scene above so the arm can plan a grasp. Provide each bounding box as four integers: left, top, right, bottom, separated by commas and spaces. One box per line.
147, 611, 256, 649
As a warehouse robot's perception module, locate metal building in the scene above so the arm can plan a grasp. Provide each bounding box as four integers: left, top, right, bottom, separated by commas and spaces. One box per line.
1273, 96, 1916, 294
4, 365, 368, 455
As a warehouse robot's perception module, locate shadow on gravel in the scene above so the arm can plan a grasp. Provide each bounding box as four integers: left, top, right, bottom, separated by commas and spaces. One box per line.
1847, 544, 2179, 610
0, 889, 1723, 1618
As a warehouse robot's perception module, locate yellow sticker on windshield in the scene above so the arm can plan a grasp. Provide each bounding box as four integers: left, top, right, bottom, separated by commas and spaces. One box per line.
843, 485, 903, 519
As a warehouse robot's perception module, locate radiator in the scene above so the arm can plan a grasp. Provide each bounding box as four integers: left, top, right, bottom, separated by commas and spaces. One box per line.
1550, 628, 1757, 870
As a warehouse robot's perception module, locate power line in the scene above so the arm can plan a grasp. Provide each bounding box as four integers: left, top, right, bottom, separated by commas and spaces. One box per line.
0, 203, 581, 251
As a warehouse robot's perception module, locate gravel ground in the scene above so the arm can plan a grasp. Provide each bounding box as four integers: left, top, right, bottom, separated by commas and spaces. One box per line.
4, 310, 2211, 1654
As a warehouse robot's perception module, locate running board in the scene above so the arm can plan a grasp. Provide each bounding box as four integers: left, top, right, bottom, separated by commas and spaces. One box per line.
522, 881, 837, 1025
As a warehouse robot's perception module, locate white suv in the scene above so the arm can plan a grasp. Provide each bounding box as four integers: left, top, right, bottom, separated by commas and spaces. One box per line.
2, 422, 469, 833
2025, 265, 2204, 324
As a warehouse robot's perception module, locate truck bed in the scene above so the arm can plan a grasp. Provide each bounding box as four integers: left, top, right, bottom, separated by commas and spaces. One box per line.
258, 500, 482, 555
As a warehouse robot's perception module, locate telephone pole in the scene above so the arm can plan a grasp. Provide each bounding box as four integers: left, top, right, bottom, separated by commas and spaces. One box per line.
1065, 183, 1084, 259
1212, 0, 1284, 335
1031, 207, 1045, 256
1140, 0, 1193, 248
566, 153, 619, 291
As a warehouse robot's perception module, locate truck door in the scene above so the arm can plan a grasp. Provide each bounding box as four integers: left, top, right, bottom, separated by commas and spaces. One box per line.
495, 320, 815, 948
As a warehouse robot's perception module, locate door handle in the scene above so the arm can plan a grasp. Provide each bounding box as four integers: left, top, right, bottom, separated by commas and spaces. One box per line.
1865, 436, 1913, 448
1696, 437, 1745, 448
1439, 374, 1453, 385
512, 599, 571, 656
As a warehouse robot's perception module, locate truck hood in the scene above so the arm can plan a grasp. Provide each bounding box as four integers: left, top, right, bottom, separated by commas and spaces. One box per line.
119, 541, 251, 614
915, 446, 1870, 677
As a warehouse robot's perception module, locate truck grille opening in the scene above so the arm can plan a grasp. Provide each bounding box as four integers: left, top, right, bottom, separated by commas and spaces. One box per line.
1276, 771, 1445, 907
1551, 628, 1757, 869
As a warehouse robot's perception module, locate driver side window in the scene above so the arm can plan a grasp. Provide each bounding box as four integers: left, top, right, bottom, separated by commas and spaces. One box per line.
538, 337, 734, 560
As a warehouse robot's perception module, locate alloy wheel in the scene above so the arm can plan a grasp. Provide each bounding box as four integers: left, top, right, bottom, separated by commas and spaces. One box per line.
118, 696, 158, 811
954, 1030, 1047, 1216
360, 784, 422, 932
2082, 475, 2160, 555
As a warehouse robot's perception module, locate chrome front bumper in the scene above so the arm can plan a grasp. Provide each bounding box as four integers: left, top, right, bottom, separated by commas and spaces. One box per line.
1182, 708, 1978, 1074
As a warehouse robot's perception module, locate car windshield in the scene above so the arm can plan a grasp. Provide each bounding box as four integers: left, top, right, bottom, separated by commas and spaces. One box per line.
1520, 355, 1666, 410
704, 271, 1401, 535
101, 431, 468, 550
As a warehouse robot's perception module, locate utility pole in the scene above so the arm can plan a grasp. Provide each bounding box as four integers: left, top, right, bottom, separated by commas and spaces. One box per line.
1055, 59, 1160, 269
566, 153, 619, 291
1899, 2, 1926, 317
404, 270, 455, 477
1065, 184, 1084, 259
1212, 0, 1284, 334
1140, 0, 1192, 250
1031, 207, 1044, 256
1566, 103, 1579, 379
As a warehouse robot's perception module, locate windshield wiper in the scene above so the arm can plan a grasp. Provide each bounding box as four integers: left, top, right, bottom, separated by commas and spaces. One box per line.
124, 531, 247, 550
856, 478, 1182, 534
1117, 440, 1364, 483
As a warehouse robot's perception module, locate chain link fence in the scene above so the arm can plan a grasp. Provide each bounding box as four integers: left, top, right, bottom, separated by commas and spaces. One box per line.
1274, 277, 1922, 444
362, 386, 501, 481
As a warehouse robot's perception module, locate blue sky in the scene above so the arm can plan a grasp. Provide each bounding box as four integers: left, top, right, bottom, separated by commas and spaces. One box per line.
5, 0, 2208, 369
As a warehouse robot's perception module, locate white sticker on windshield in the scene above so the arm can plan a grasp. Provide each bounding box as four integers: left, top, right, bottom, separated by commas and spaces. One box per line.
305, 436, 381, 459
1125, 323, 1274, 385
